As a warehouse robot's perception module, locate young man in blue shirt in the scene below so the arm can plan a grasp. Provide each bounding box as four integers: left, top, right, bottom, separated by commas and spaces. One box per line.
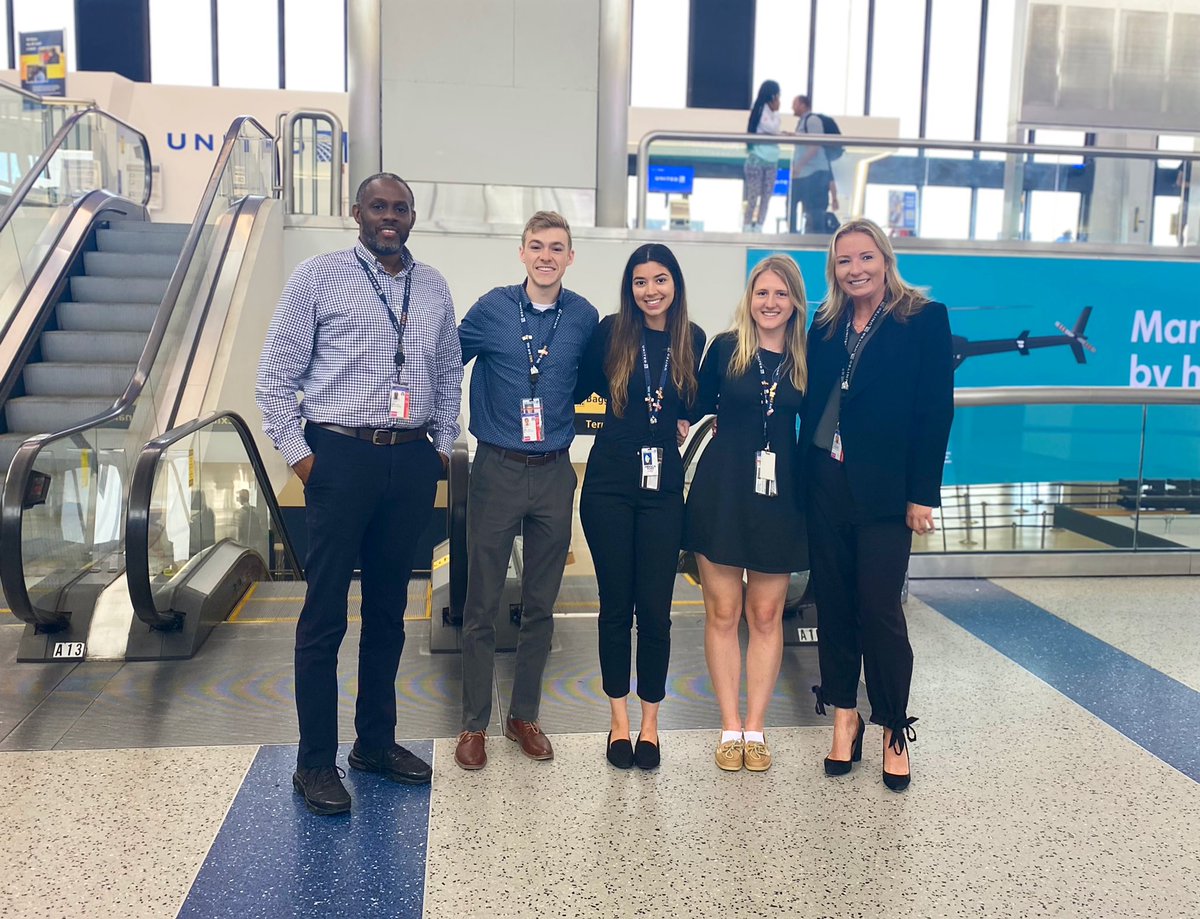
454, 211, 599, 770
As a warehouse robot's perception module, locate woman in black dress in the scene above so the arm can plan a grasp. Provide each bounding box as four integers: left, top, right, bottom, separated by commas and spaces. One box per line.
802, 218, 953, 791
684, 255, 808, 773
576, 243, 705, 770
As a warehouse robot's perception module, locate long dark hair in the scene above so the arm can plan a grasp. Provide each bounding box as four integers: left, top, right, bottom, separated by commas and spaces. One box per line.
606, 244, 699, 418
747, 80, 781, 133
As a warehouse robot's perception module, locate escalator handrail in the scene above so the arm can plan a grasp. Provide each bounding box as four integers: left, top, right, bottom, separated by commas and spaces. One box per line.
126, 410, 304, 628
0, 106, 151, 232
0, 116, 275, 627
446, 438, 469, 620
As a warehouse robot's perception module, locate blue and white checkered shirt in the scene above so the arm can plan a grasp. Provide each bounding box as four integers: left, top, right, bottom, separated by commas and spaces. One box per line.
256, 241, 463, 465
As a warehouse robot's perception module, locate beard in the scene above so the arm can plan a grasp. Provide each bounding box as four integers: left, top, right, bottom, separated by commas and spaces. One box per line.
362, 225, 404, 257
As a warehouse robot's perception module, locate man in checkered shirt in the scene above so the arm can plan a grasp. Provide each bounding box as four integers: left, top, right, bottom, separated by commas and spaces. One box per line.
256, 173, 462, 816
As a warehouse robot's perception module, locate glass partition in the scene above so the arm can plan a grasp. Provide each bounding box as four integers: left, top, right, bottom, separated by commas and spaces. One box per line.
677, 393, 1200, 568
634, 132, 1200, 247
1, 118, 276, 628
0, 109, 150, 347
0, 82, 91, 201
133, 413, 299, 625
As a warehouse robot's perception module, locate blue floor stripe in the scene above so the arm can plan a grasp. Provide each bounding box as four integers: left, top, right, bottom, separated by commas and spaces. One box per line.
179, 741, 432, 918
913, 579, 1200, 783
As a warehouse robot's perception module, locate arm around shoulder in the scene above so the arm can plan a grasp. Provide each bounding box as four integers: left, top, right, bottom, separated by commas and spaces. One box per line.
905, 301, 955, 507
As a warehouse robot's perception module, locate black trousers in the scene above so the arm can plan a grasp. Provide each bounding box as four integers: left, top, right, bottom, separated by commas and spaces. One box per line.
579, 464, 682, 704
294, 423, 441, 769
806, 447, 914, 732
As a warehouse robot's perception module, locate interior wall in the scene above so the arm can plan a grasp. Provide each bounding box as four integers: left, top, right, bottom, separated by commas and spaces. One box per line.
379, 0, 600, 190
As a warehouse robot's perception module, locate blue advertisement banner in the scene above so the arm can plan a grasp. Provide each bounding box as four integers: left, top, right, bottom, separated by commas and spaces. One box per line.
648, 165, 695, 194
748, 249, 1200, 486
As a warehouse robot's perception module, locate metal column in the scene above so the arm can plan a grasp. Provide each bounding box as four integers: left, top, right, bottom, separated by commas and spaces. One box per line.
347, 0, 382, 199
596, 0, 632, 228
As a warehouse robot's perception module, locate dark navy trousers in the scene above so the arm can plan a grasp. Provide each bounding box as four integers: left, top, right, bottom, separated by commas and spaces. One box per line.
294, 423, 442, 769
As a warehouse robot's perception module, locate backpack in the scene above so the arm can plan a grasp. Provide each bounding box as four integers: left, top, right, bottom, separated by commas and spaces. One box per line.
814, 113, 844, 161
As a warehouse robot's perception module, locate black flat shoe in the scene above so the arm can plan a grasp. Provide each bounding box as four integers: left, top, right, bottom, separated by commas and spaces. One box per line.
606, 732, 635, 769
633, 735, 660, 770
823, 714, 865, 776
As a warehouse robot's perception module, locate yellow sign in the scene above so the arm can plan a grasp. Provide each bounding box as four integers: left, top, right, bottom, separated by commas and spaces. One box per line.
574, 392, 606, 434
19, 31, 67, 96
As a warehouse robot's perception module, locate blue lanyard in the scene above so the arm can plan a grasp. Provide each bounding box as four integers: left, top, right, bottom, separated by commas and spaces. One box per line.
754, 349, 785, 451
355, 252, 412, 370
640, 336, 672, 426
519, 299, 562, 394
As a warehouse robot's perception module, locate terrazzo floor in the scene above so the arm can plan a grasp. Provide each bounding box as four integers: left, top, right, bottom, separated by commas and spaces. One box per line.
1, 577, 1198, 918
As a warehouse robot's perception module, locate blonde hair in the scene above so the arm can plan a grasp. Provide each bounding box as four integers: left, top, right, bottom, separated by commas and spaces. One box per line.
521, 210, 572, 249
728, 255, 808, 393
815, 218, 929, 337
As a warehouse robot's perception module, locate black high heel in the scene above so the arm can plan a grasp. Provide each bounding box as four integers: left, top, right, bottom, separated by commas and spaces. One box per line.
633, 734, 660, 770
882, 718, 918, 791
606, 731, 635, 769
823, 713, 865, 776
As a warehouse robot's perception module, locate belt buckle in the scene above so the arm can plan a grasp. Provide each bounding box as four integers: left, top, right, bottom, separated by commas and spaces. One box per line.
371, 429, 392, 446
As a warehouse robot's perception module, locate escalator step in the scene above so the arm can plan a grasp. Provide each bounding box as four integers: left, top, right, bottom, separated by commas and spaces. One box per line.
23, 362, 136, 396
41, 330, 147, 363
69, 275, 169, 304
95, 227, 188, 255
56, 302, 158, 333
82, 252, 179, 279
5, 395, 119, 433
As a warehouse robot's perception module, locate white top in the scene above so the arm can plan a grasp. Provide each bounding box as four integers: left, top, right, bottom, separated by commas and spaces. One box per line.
750, 107, 781, 162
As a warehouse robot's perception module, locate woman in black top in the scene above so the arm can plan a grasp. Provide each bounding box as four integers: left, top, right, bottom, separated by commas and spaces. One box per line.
684, 255, 808, 773
802, 218, 953, 791
576, 243, 705, 770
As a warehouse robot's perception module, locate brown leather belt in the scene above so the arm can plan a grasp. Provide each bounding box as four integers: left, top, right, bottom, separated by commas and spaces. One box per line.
314, 422, 428, 446
483, 442, 569, 466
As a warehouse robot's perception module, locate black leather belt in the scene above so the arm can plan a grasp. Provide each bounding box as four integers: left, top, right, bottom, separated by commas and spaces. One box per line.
483, 442, 569, 466
314, 422, 429, 445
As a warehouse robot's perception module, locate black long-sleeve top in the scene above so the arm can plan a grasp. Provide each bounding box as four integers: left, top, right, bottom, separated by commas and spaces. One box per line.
575, 315, 706, 493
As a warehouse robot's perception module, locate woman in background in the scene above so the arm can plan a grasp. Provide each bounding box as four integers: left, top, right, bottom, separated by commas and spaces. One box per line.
743, 80, 782, 232
802, 218, 954, 791
684, 256, 808, 773
576, 243, 705, 770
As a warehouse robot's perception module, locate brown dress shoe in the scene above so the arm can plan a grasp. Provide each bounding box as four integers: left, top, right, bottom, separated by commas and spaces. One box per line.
504, 716, 554, 760
454, 730, 487, 770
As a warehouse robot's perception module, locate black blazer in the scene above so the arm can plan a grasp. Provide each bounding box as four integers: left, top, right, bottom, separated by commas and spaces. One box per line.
799, 300, 954, 518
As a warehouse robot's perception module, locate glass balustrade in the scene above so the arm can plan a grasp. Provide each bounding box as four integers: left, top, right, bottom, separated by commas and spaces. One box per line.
633, 133, 1200, 248
3, 118, 277, 626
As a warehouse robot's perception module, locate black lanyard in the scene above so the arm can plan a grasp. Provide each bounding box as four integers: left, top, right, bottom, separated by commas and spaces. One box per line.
519, 298, 562, 394
754, 349, 785, 450
640, 336, 671, 426
356, 252, 412, 370
840, 299, 887, 391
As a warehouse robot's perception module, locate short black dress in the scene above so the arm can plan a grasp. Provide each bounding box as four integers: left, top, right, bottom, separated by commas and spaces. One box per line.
683, 331, 807, 574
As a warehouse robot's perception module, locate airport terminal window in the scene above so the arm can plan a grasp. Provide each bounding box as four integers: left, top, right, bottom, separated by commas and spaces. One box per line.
752, 0, 811, 107
811, 0, 869, 116
979, 0, 1018, 142
630, 0, 689, 108
216, 0, 278, 90
10, 0, 76, 73
925, 0, 982, 142
284, 0, 345, 92
867, 0, 924, 136
149, 0, 212, 87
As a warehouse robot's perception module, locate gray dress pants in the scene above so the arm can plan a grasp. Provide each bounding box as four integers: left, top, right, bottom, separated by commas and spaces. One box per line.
461, 444, 577, 732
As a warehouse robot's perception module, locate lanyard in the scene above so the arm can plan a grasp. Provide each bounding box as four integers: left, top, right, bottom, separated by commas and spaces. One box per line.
640, 336, 672, 426
754, 349, 785, 450
840, 298, 887, 391
355, 252, 412, 370
519, 298, 562, 393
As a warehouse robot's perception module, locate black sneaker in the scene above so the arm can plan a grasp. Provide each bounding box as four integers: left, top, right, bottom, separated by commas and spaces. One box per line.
292, 765, 351, 815
348, 741, 433, 785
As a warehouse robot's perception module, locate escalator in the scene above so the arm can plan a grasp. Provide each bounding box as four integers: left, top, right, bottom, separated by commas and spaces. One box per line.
0, 113, 280, 660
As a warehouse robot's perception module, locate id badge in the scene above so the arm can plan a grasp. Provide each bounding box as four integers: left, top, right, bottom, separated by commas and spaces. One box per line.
640, 446, 661, 491
389, 386, 412, 421
521, 397, 545, 443
830, 429, 845, 463
755, 449, 778, 497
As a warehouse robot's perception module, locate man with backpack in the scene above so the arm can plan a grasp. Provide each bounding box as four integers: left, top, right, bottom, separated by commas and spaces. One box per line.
789, 95, 841, 234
